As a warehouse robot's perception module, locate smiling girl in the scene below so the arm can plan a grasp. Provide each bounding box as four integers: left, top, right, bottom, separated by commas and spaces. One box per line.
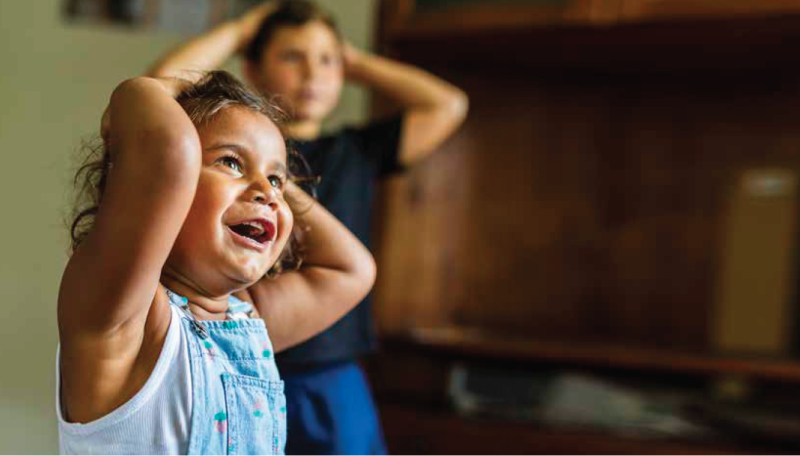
56, 71, 376, 454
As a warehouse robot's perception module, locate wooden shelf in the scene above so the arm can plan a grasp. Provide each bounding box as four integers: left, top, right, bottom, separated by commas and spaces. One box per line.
382, 0, 800, 40
379, 402, 755, 454
378, 0, 800, 72
383, 15, 800, 73
620, 0, 800, 24
384, 326, 800, 382
383, 0, 615, 40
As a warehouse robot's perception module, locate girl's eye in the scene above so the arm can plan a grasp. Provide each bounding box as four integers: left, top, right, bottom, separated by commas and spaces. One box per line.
218, 156, 243, 173
280, 51, 302, 62
268, 175, 284, 189
320, 54, 339, 67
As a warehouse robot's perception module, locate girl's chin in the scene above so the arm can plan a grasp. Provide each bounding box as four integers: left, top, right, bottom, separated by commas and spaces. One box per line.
229, 260, 273, 284
244, 265, 273, 281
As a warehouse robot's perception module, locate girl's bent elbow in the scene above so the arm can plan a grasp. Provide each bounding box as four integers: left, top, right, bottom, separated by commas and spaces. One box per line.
450, 89, 470, 121
355, 253, 377, 298
112, 77, 161, 100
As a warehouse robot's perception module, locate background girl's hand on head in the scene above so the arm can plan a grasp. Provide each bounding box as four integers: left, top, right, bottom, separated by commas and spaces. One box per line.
238, 1, 278, 50
341, 41, 364, 80
283, 180, 316, 216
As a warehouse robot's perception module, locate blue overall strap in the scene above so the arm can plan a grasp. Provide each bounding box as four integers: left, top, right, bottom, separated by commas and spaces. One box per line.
227, 294, 257, 320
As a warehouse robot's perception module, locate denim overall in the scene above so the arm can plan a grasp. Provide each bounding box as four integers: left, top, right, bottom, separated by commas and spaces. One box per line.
166, 289, 287, 455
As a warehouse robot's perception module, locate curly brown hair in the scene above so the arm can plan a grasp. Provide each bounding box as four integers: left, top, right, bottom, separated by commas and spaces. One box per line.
69, 71, 315, 277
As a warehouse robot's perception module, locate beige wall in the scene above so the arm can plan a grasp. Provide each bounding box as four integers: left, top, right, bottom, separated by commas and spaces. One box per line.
0, 0, 375, 452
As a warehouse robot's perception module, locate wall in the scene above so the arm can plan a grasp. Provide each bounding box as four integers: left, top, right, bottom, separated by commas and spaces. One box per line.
0, 0, 375, 452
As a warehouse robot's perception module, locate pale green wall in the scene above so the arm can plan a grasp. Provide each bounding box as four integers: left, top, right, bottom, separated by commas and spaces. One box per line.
0, 0, 375, 453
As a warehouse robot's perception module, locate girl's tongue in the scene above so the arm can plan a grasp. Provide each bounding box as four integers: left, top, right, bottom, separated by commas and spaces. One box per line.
229, 220, 275, 244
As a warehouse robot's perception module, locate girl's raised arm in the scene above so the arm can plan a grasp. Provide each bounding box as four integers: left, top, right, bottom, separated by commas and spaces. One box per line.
344, 44, 469, 166
244, 182, 376, 352
59, 77, 199, 343
147, 3, 274, 80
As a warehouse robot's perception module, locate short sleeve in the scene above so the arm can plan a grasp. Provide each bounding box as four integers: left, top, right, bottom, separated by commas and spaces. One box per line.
349, 114, 405, 177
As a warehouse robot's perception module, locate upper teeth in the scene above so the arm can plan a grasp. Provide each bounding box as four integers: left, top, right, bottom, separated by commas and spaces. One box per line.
242, 221, 265, 234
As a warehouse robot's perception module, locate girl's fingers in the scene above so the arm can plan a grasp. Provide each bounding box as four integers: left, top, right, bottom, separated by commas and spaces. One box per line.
101, 76, 190, 150
341, 42, 364, 78
154, 76, 193, 99
342, 42, 356, 64
239, 2, 276, 42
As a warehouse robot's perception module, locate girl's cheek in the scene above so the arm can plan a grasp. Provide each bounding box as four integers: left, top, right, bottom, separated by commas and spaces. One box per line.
278, 204, 294, 243
264, 65, 294, 87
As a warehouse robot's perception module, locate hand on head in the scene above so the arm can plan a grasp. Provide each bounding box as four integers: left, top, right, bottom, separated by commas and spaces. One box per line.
238, 1, 279, 49
100, 77, 192, 150
341, 41, 363, 78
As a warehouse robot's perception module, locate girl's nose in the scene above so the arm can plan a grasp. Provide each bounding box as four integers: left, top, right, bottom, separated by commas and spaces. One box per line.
253, 191, 279, 211
302, 58, 319, 80
249, 182, 279, 211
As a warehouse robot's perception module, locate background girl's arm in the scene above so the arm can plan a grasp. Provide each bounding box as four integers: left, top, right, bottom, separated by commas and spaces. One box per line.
344, 44, 469, 166
58, 79, 201, 422
147, 3, 274, 80
245, 182, 376, 352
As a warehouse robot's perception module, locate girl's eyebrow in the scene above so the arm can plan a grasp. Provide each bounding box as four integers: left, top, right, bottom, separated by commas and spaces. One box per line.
203, 143, 246, 154
205, 143, 287, 175
272, 162, 287, 176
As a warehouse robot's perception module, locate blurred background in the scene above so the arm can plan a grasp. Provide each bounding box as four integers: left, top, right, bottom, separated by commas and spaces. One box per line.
4, 0, 800, 453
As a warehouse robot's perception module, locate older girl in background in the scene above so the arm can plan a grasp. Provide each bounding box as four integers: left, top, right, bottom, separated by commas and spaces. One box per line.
149, 2, 468, 453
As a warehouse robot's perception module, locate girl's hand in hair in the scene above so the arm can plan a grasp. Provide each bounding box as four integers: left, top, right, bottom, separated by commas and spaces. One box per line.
101, 77, 191, 150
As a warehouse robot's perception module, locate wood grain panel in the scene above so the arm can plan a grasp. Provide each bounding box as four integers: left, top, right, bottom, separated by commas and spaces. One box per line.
372, 68, 800, 353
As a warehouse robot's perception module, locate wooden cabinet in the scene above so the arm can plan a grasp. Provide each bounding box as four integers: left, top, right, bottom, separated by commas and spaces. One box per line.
619, 0, 800, 23
370, 0, 800, 453
373, 0, 800, 365
381, 0, 800, 40
373, 63, 800, 351
379, 0, 800, 72
378, 403, 752, 455
365, 330, 800, 453
380, 0, 617, 40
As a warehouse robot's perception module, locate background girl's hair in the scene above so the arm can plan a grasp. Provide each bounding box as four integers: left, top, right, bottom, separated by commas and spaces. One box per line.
70, 70, 316, 277
244, 0, 341, 64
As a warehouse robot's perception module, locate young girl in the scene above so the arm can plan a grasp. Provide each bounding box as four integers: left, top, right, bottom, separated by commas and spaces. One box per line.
56, 71, 376, 454
148, 1, 468, 453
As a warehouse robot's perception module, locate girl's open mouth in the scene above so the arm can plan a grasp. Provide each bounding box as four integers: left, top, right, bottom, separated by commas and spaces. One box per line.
227, 218, 276, 250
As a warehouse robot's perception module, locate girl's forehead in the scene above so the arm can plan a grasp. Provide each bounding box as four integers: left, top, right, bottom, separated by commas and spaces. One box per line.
199, 107, 287, 162
268, 21, 340, 50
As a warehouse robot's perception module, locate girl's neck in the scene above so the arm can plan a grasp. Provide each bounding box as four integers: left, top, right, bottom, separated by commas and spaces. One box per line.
286, 119, 322, 141
160, 272, 230, 321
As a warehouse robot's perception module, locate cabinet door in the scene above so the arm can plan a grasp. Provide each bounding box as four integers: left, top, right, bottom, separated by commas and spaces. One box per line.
380, 0, 618, 39
620, 0, 800, 22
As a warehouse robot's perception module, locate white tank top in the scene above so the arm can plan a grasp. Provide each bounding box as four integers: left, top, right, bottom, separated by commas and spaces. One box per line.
56, 305, 192, 454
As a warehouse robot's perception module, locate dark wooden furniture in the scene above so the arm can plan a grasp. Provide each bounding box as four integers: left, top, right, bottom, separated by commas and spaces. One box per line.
367, 1, 800, 453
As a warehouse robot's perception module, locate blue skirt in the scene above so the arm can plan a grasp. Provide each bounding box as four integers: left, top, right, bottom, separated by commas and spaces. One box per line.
283, 361, 387, 455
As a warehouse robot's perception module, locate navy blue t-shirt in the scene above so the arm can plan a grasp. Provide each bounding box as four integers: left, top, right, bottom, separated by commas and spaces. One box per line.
276, 115, 404, 371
